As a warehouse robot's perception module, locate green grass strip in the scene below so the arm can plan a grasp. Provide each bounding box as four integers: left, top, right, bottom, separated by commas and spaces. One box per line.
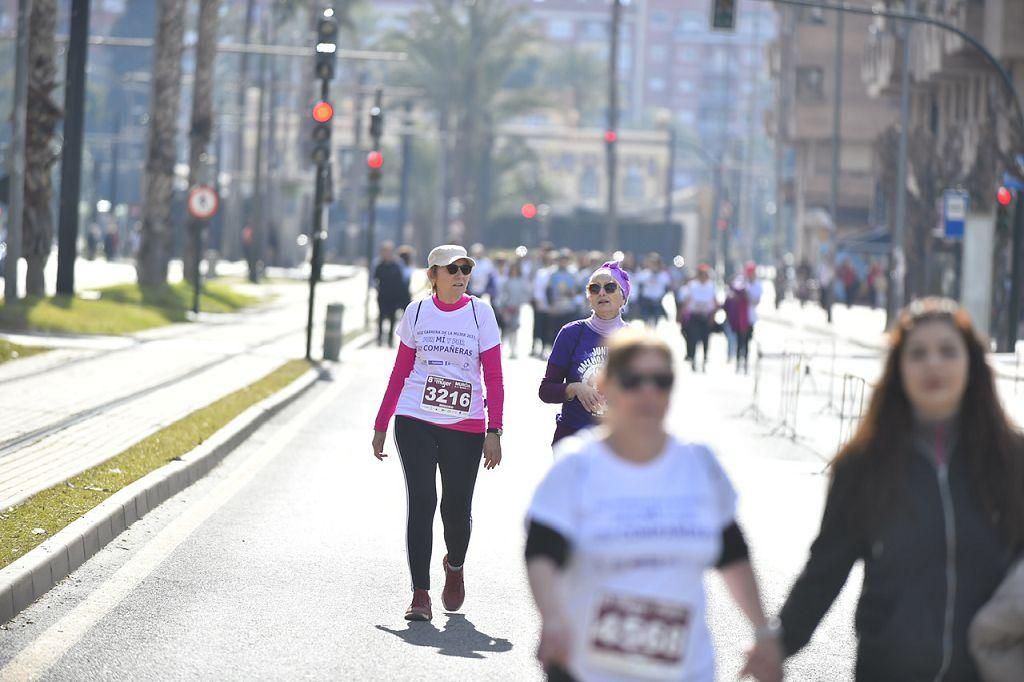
0, 339, 48, 365
0, 358, 312, 570
0, 281, 261, 336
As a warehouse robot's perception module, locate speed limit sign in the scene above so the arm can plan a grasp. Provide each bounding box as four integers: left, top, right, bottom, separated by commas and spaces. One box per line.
187, 185, 219, 220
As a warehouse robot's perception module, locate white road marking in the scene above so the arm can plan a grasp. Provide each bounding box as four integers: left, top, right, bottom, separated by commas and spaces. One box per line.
0, 378, 346, 681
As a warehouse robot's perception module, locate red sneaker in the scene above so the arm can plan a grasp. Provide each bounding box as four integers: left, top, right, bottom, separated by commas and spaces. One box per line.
442, 555, 465, 611
405, 589, 432, 621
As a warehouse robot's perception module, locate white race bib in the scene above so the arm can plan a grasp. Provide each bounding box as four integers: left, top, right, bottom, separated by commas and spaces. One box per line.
420, 375, 473, 416
586, 592, 692, 680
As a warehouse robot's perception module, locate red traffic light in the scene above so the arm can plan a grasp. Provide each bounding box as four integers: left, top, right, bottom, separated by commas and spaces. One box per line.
521, 203, 538, 219
312, 101, 334, 123
604, 130, 618, 144
997, 186, 1013, 207
367, 151, 384, 169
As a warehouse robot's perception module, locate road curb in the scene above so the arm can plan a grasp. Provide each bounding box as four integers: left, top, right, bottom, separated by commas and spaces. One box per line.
0, 364, 323, 625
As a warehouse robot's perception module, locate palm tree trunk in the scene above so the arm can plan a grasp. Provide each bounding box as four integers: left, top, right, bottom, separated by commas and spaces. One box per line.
184, 0, 219, 287
138, 0, 186, 287
23, 0, 60, 297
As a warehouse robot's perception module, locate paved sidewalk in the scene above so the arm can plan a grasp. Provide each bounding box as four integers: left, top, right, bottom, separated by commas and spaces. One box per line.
0, 272, 372, 511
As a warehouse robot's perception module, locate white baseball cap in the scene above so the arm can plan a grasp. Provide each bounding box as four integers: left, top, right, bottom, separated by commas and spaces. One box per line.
427, 244, 477, 268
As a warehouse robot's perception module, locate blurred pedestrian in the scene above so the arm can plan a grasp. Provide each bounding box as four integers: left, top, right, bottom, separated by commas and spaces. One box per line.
373, 241, 406, 348
372, 244, 504, 621
495, 260, 531, 359
527, 329, 780, 682
676, 273, 696, 363
531, 249, 555, 358
635, 253, 672, 329
970, 557, 1024, 682
396, 245, 415, 310
682, 264, 718, 372
724, 278, 752, 373
468, 243, 496, 299
818, 258, 835, 323
746, 298, 1024, 681
539, 261, 630, 445
546, 250, 579, 347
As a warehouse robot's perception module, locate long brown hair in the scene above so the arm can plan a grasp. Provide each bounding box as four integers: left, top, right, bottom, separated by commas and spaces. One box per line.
834, 298, 1024, 545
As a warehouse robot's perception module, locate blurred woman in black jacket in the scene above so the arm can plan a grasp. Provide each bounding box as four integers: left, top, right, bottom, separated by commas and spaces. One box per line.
746, 298, 1024, 681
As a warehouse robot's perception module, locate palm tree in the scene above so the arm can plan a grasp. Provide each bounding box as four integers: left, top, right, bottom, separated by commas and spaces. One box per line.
137, 0, 186, 286
540, 47, 604, 127
23, 0, 61, 296
388, 0, 546, 244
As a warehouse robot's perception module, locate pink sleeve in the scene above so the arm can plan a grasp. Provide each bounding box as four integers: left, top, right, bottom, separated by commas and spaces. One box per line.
374, 342, 416, 432
480, 345, 504, 431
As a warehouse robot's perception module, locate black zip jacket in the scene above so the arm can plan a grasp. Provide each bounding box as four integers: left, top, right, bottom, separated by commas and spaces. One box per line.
779, 422, 1017, 681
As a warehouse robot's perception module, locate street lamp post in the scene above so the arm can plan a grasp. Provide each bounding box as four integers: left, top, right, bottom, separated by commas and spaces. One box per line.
890, 0, 915, 328
605, 0, 622, 252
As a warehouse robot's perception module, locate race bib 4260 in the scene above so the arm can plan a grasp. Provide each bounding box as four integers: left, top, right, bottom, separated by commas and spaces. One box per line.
586, 593, 691, 680
420, 375, 473, 416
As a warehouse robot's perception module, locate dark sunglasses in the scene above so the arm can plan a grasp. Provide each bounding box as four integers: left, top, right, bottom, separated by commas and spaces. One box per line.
444, 263, 474, 275
617, 371, 674, 392
587, 282, 619, 295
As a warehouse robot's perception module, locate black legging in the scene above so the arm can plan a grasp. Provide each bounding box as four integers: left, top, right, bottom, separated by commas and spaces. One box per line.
688, 314, 711, 366
737, 324, 754, 365
378, 299, 400, 346
394, 416, 485, 590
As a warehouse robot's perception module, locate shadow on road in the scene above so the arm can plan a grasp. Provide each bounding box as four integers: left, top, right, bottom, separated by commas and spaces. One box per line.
376, 613, 514, 659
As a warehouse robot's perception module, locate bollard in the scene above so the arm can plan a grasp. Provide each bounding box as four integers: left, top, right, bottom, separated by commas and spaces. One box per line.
323, 303, 345, 361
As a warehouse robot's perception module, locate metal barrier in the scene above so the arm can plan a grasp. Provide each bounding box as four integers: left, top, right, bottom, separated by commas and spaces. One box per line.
766, 351, 804, 441
814, 337, 841, 415
838, 373, 869, 450
737, 342, 768, 422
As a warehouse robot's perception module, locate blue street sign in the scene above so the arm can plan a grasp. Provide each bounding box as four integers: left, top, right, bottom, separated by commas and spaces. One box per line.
943, 189, 969, 240
1002, 171, 1024, 191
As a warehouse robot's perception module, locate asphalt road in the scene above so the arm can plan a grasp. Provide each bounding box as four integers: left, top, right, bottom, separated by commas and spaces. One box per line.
0, 311, 862, 681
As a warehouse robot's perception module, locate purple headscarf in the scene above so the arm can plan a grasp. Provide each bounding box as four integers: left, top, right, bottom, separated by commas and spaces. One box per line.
592, 260, 632, 302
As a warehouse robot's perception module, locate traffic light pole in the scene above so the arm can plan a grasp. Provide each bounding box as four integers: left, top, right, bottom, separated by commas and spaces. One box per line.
306, 77, 329, 362
364, 89, 384, 333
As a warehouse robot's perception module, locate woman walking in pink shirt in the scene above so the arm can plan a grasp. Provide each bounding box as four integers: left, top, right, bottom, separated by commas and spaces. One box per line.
372, 244, 505, 622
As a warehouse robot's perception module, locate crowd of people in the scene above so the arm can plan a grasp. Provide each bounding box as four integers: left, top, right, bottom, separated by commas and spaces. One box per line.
373, 242, 765, 372
369, 241, 1024, 682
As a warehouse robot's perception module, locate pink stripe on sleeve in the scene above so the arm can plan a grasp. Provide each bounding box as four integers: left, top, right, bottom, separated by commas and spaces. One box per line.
374, 342, 417, 432
480, 344, 504, 431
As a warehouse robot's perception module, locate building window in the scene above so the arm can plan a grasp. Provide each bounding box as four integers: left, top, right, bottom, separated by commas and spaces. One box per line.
580, 20, 605, 41
547, 19, 572, 39
675, 11, 704, 35
650, 44, 667, 62
796, 66, 825, 102
650, 11, 670, 28
679, 47, 698, 63
624, 166, 645, 199
581, 166, 600, 199
799, 7, 826, 24
678, 111, 696, 125
649, 77, 666, 92
678, 79, 695, 93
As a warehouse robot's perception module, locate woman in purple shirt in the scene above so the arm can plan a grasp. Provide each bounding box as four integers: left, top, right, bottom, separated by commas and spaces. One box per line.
538, 261, 631, 445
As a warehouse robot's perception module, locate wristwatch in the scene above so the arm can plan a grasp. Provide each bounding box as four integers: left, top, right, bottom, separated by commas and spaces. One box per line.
486, 427, 503, 437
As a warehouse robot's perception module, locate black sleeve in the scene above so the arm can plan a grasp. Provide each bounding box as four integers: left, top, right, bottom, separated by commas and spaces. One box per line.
778, 463, 863, 656
525, 521, 571, 569
715, 521, 750, 569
